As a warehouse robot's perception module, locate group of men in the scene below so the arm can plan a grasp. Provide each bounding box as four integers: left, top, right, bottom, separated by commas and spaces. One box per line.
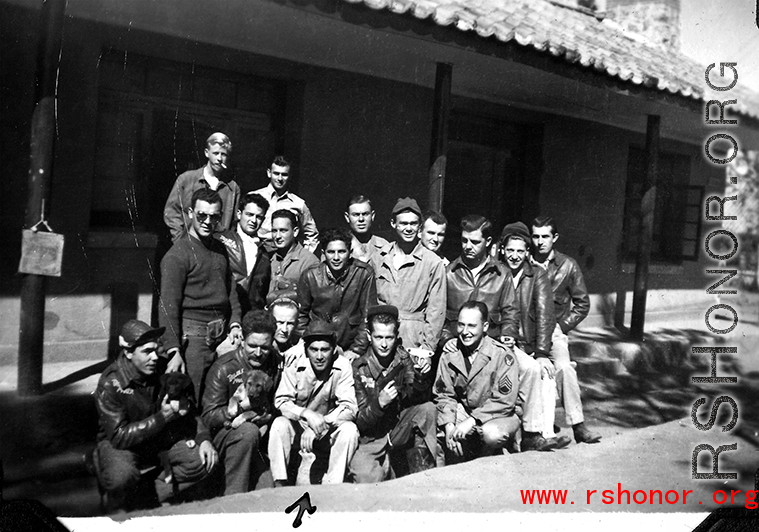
92, 132, 600, 512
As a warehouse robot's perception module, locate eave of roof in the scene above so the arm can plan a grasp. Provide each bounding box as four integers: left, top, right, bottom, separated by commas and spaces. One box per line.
344, 0, 759, 122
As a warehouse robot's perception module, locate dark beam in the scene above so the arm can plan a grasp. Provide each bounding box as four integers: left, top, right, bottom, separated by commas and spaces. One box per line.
630, 114, 660, 340
18, 0, 66, 396
428, 62, 452, 212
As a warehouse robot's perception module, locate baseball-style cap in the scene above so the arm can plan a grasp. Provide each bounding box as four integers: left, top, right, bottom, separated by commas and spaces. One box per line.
119, 320, 165, 349
367, 304, 399, 322
301, 321, 337, 346
500, 221, 531, 243
391, 197, 422, 218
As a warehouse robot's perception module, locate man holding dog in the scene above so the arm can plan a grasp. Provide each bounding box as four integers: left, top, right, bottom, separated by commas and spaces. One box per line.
202, 310, 280, 495
93, 320, 217, 512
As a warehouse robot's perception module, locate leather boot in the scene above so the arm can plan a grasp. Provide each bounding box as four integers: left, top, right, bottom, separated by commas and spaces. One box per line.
406, 435, 435, 474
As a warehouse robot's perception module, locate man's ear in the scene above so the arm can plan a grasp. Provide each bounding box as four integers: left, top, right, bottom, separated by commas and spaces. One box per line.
485, 236, 493, 249
237, 209, 243, 220
552, 233, 559, 244
292, 224, 300, 238
482, 320, 490, 334
204, 147, 210, 160
344, 212, 350, 225
390, 218, 397, 230
266, 168, 272, 180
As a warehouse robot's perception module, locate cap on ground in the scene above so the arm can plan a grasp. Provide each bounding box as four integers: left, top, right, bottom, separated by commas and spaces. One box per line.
500, 221, 530, 243
367, 304, 399, 322
302, 321, 337, 346
119, 320, 165, 349
391, 197, 422, 218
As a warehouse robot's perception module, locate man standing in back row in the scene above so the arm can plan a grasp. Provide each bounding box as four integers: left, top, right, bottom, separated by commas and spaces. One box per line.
530, 216, 601, 444
253, 156, 319, 253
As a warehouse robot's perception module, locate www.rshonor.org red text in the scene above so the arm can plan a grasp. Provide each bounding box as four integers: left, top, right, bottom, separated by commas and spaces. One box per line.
520, 483, 759, 508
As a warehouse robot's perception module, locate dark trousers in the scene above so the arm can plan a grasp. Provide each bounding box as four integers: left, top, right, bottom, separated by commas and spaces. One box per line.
212, 422, 265, 495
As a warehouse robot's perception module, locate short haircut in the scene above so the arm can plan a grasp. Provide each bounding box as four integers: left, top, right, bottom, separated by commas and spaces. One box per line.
271, 208, 298, 228
367, 312, 399, 334
271, 155, 291, 169
459, 300, 488, 322
241, 310, 276, 338
206, 132, 232, 152
268, 297, 300, 314
460, 214, 493, 241
190, 188, 223, 211
345, 195, 373, 212
532, 216, 557, 235
321, 227, 352, 249
422, 210, 448, 227
239, 192, 269, 213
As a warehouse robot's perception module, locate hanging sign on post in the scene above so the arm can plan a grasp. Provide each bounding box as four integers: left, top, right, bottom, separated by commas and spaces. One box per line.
18, 213, 64, 277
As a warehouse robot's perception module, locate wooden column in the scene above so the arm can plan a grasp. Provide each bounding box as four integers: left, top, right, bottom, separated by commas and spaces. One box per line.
18, 0, 66, 395
428, 63, 452, 212
630, 115, 660, 340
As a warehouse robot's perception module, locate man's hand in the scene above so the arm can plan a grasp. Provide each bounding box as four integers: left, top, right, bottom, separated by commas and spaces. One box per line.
198, 440, 217, 472
452, 417, 477, 441
343, 350, 360, 362
444, 423, 463, 457
228, 325, 243, 345
166, 349, 185, 373
300, 427, 317, 453
301, 409, 327, 437
378, 382, 399, 408
537, 357, 556, 379
159, 394, 187, 422
442, 338, 457, 353
413, 356, 431, 375
499, 335, 516, 348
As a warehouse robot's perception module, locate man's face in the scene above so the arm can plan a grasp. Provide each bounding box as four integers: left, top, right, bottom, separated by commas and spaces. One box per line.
391, 211, 421, 245
368, 321, 398, 359
461, 228, 491, 265
204, 145, 229, 174
189, 199, 222, 238
503, 237, 528, 272
241, 332, 274, 368
267, 164, 290, 194
345, 202, 374, 235
272, 217, 298, 251
420, 219, 446, 254
531, 225, 558, 257
324, 240, 350, 276
237, 202, 266, 237
457, 307, 488, 349
306, 340, 335, 376
271, 305, 298, 347
125, 341, 160, 376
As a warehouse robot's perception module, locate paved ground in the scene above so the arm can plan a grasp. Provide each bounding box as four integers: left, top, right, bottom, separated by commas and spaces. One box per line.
2, 292, 758, 527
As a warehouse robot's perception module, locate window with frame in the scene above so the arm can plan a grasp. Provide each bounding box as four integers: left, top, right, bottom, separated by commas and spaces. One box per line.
91, 49, 286, 232
621, 147, 702, 263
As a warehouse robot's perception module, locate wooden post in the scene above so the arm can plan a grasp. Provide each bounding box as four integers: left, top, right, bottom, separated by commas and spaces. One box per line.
630, 115, 660, 340
428, 63, 452, 212
18, 0, 66, 396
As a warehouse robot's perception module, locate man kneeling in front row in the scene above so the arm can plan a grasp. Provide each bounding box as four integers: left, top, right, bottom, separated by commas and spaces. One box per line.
269, 322, 359, 486
350, 305, 437, 482
434, 301, 520, 462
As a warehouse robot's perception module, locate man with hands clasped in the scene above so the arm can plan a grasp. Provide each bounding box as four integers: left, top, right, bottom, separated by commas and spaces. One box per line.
268, 321, 359, 486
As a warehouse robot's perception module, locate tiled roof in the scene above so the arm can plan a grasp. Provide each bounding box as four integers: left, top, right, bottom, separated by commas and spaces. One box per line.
344, 0, 759, 121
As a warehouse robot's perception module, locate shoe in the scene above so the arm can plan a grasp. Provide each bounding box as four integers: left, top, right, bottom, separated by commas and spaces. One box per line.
521, 431, 560, 452
552, 435, 572, 449
573, 423, 602, 444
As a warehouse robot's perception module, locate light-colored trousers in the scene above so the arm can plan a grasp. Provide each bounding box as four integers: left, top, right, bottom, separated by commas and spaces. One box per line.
551, 324, 584, 425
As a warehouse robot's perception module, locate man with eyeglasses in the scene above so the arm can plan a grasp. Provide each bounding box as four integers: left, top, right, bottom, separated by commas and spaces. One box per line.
215, 192, 272, 316
253, 156, 320, 253
163, 132, 240, 242
370, 198, 446, 356
343, 195, 388, 264
159, 188, 243, 403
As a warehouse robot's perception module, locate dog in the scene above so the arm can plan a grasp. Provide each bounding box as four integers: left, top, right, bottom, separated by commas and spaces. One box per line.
226, 369, 274, 429
156, 372, 198, 484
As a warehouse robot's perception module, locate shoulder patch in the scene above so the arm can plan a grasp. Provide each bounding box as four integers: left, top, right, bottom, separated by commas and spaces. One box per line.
504, 353, 515, 367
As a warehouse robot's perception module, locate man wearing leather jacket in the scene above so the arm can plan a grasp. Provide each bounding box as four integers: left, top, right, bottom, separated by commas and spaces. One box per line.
349, 305, 437, 482
530, 216, 601, 444
94, 320, 217, 512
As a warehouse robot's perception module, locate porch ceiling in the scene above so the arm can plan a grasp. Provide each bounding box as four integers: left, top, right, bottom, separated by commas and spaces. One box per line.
8, 0, 759, 148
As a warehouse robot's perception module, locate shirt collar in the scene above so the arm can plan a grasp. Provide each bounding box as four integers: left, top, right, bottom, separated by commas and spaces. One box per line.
237, 224, 260, 245
264, 183, 290, 200
532, 249, 555, 269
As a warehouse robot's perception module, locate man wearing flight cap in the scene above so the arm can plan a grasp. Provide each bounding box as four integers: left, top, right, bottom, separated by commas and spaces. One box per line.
370, 197, 446, 356
350, 305, 437, 482
269, 321, 358, 486
92, 320, 217, 512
